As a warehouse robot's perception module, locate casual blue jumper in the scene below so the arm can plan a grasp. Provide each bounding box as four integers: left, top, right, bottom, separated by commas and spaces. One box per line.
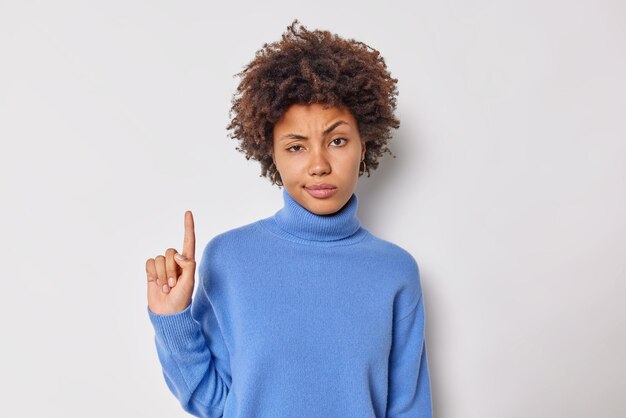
147, 188, 432, 417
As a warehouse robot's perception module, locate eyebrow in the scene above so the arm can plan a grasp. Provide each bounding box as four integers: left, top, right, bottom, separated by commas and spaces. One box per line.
279, 120, 349, 142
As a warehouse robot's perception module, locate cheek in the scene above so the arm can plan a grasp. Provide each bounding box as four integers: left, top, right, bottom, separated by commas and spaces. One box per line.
350, 152, 363, 168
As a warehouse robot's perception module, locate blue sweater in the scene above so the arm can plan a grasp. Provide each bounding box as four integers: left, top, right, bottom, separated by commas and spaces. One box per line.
147, 188, 432, 417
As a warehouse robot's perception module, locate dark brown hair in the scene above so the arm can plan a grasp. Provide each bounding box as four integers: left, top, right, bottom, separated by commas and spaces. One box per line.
226, 19, 400, 185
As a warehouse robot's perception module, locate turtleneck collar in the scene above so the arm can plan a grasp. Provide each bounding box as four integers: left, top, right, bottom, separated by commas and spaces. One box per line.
263, 188, 364, 244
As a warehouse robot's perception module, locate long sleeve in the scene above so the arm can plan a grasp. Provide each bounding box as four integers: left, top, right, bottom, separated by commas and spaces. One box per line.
386, 292, 433, 417
147, 240, 231, 418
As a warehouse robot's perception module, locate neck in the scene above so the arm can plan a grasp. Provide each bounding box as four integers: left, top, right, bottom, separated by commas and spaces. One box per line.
270, 188, 362, 242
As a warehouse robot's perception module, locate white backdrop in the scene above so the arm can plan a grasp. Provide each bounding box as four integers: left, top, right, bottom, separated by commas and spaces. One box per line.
1, 1, 624, 417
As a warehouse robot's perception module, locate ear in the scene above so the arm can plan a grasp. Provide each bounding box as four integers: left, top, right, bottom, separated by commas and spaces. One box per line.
361, 141, 367, 160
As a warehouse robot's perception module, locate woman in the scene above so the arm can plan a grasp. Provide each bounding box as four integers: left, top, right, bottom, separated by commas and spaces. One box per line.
146, 19, 432, 418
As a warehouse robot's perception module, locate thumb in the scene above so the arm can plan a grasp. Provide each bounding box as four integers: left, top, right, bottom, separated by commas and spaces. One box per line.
174, 252, 195, 283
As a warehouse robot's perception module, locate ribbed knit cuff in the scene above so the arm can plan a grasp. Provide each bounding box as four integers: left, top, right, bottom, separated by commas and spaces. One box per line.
147, 304, 203, 354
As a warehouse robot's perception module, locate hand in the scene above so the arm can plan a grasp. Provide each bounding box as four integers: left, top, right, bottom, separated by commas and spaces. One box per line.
146, 210, 196, 315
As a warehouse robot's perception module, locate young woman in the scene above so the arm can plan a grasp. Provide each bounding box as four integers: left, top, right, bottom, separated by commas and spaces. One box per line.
146, 19, 432, 418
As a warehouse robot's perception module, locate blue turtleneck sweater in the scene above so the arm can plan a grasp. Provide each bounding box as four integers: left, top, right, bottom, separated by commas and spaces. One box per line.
147, 189, 432, 417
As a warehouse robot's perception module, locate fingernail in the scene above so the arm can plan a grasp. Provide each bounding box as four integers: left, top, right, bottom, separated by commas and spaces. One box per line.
175, 253, 184, 260
162, 284, 169, 293
168, 277, 175, 287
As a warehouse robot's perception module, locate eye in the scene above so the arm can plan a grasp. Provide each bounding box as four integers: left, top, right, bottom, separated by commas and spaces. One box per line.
286, 144, 303, 152
331, 137, 347, 146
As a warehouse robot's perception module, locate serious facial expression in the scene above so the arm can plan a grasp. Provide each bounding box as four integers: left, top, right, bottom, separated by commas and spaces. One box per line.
272, 103, 366, 215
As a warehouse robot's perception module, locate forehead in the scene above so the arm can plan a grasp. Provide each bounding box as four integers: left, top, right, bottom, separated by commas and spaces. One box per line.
275, 103, 355, 128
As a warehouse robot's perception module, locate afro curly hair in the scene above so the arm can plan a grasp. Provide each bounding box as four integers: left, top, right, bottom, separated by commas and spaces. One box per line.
226, 18, 400, 186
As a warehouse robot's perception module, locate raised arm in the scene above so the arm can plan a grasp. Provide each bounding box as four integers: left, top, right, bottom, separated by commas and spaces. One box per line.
146, 211, 230, 417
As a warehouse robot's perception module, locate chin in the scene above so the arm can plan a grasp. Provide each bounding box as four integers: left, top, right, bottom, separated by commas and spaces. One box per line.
304, 196, 343, 215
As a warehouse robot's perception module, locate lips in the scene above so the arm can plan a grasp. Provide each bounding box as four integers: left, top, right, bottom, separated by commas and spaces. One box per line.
305, 183, 337, 190
304, 184, 338, 199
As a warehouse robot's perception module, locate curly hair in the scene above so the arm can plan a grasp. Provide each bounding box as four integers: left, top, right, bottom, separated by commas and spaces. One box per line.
226, 18, 400, 186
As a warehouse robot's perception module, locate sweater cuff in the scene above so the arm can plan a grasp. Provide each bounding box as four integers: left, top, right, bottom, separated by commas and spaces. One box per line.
147, 304, 203, 354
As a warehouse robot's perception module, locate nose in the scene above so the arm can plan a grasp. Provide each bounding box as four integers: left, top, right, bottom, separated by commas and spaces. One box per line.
308, 147, 331, 177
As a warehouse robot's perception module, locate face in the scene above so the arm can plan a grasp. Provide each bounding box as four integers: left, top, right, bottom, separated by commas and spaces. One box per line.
272, 103, 366, 215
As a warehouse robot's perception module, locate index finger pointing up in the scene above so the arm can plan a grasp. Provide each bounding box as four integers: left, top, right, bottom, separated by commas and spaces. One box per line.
182, 210, 195, 260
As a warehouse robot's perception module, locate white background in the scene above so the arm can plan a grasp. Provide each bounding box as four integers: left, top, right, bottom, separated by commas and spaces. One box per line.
1, 1, 624, 417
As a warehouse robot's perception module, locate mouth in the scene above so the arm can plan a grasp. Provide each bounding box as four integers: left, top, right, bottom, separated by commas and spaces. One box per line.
305, 183, 337, 190
304, 183, 338, 199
